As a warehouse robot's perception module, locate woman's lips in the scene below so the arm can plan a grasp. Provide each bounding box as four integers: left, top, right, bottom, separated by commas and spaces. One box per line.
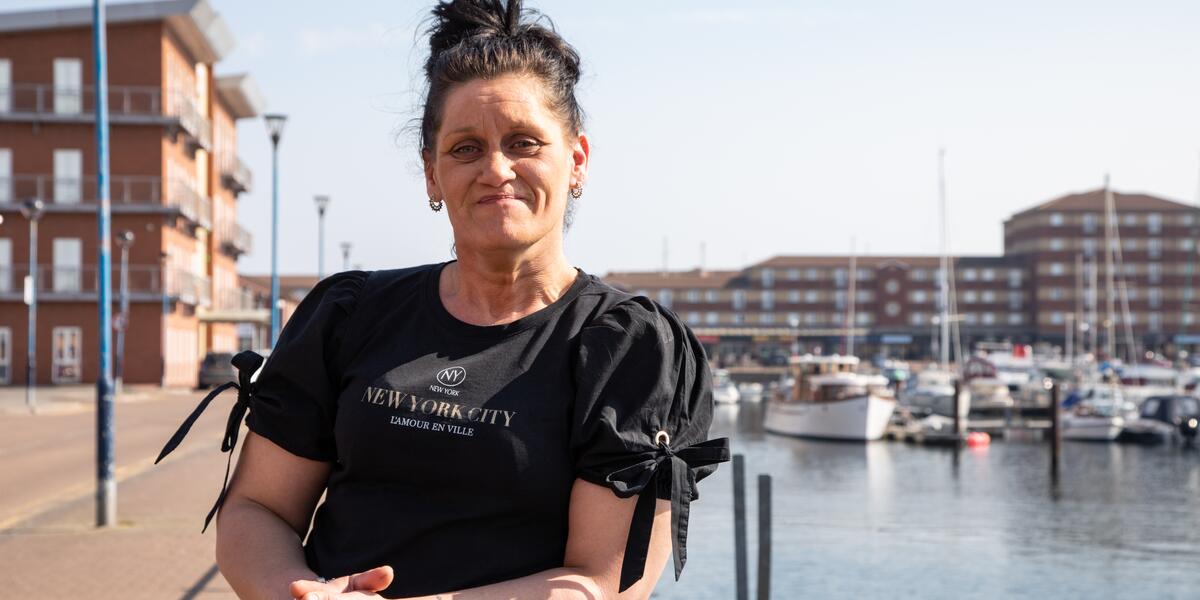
477, 194, 524, 205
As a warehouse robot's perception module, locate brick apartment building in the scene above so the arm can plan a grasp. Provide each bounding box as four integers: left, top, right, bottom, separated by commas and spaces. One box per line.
604, 189, 1200, 364
0, 0, 268, 386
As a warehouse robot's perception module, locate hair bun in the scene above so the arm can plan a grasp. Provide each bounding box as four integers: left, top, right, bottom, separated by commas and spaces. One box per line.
427, 0, 523, 61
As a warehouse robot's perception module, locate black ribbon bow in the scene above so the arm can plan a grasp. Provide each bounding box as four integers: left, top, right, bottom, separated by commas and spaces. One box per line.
155, 350, 264, 532
605, 436, 730, 592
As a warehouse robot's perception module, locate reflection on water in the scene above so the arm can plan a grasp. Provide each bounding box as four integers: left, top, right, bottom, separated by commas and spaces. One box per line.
654, 402, 1200, 599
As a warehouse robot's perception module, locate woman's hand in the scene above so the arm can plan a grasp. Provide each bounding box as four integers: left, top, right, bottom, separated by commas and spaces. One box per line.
290, 565, 394, 600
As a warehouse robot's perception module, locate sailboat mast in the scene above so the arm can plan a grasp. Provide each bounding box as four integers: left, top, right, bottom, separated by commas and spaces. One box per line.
1104, 176, 1117, 359
846, 239, 858, 356
939, 148, 950, 369
1073, 253, 1083, 363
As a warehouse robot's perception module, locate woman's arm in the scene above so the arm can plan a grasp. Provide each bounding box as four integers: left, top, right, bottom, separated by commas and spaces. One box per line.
295, 479, 673, 600
216, 431, 334, 600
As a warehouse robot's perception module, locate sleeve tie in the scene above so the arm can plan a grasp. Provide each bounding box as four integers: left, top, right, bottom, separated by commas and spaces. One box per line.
155, 350, 265, 532
603, 434, 730, 592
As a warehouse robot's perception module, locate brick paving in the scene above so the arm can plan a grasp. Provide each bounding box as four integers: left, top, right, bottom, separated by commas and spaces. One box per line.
0, 386, 240, 599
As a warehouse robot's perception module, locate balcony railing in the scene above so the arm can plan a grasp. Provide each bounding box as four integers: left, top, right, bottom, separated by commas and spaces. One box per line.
220, 155, 252, 194
217, 220, 253, 256
0, 83, 211, 150
215, 287, 262, 311
0, 264, 210, 306
0, 175, 212, 229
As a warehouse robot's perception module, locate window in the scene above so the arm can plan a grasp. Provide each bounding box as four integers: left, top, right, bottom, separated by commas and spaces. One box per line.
1126, 287, 1138, 301
910, 290, 928, 303
1050, 213, 1064, 226
1047, 288, 1065, 301
786, 268, 801, 281
1180, 239, 1195, 252
686, 289, 700, 302
1148, 288, 1162, 308
885, 302, 900, 316
963, 290, 978, 304
1184, 213, 1195, 226
1049, 239, 1066, 251
981, 291, 996, 303
981, 269, 995, 281
962, 268, 977, 281
705, 312, 719, 325
762, 291, 774, 310
1184, 313, 1195, 326
1148, 239, 1162, 259
731, 313, 745, 325
787, 312, 800, 326
760, 313, 775, 325
856, 268, 873, 281
834, 268, 847, 287
1008, 292, 1023, 310
1048, 263, 1066, 276
657, 289, 673, 308
0, 147, 10, 204
705, 290, 719, 303
1082, 238, 1098, 256
54, 149, 83, 204
787, 290, 801, 303
806, 268, 820, 281
1147, 213, 1162, 234
1123, 213, 1138, 227
910, 269, 928, 282
856, 290, 872, 303
1148, 313, 1162, 331
1008, 270, 1023, 288
804, 313, 819, 325
982, 312, 996, 325
1083, 213, 1099, 234
885, 280, 900, 294
963, 313, 978, 325
53, 58, 82, 114
761, 268, 774, 288
834, 291, 846, 309
910, 312, 925, 326
687, 312, 701, 325
805, 290, 819, 303
0, 238, 10, 293
52, 238, 82, 292
1148, 263, 1162, 283
1050, 312, 1064, 325
0, 59, 10, 113
732, 290, 746, 310
1123, 238, 1138, 252
1008, 313, 1023, 325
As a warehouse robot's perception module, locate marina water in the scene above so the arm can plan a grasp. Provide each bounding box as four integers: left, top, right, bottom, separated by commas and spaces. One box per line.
653, 402, 1200, 599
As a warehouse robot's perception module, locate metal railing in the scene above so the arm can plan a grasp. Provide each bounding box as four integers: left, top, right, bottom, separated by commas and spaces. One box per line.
0, 83, 211, 150
0, 175, 213, 229
217, 219, 253, 255
0, 264, 210, 305
215, 287, 262, 311
220, 155, 252, 194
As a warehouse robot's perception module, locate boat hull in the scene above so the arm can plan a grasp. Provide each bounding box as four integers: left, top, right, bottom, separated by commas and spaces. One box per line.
765, 395, 896, 441
1063, 415, 1124, 441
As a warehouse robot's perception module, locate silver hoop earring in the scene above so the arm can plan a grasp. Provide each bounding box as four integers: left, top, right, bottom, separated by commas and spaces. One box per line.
429, 197, 444, 212
569, 184, 583, 199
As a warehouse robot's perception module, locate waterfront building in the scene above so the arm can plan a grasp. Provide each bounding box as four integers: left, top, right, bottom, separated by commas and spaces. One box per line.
0, 0, 268, 386
605, 188, 1200, 364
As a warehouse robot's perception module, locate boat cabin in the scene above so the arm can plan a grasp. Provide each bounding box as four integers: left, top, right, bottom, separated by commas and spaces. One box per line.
1139, 395, 1200, 425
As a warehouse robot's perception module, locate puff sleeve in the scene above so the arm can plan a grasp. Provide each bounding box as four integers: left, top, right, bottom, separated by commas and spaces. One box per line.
247, 270, 367, 461
155, 271, 367, 532
572, 297, 730, 592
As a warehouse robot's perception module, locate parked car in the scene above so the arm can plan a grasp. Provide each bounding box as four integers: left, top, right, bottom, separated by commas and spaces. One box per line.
197, 352, 236, 389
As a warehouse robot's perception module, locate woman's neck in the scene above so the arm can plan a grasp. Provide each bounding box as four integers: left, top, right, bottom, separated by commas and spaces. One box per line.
439, 244, 577, 327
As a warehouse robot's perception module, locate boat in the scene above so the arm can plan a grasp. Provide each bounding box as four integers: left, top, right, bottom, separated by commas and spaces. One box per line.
901, 368, 969, 420
712, 369, 741, 405
1119, 394, 1200, 445
962, 356, 1015, 417
1063, 384, 1136, 442
765, 355, 897, 441
1115, 364, 1180, 405
736, 381, 764, 403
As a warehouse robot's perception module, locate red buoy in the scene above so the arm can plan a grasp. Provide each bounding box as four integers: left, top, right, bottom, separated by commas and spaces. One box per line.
966, 432, 991, 447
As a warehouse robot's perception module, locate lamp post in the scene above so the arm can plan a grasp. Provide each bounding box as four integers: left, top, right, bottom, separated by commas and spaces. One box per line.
340, 242, 352, 271
264, 113, 287, 346
20, 198, 44, 414
114, 230, 133, 393
314, 195, 330, 279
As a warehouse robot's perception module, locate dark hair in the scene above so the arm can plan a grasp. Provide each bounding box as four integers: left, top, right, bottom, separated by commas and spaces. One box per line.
420, 0, 584, 153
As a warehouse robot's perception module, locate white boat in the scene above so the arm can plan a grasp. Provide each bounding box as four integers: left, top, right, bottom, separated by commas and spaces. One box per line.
967, 377, 1014, 415
736, 381, 764, 403
1116, 364, 1180, 404
900, 368, 969, 420
1063, 384, 1135, 442
765, 355, 897, 441
712, 369, 741, 405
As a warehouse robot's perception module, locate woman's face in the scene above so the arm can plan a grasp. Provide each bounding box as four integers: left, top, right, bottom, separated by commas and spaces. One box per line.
424, 74, 589, 255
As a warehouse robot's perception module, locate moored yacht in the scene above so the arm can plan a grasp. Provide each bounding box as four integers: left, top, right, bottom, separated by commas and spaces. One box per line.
1063, 384, 1136, 441
765, 355, 897, 441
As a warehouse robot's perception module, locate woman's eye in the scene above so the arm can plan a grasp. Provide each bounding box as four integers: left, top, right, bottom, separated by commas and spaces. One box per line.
510, 139, 542, 153
451, 144, 480, 157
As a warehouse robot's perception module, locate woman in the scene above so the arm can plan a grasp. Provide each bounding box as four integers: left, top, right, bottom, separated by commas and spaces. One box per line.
163, 1, 728, 598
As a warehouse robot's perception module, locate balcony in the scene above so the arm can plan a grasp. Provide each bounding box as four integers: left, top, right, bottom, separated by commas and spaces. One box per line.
198, 286, 269, 325
220, 156, 252, 195
217, 220, 252, 257
0, 264, 210, 306
0, 83, 211, 151
0, 174, 213, 230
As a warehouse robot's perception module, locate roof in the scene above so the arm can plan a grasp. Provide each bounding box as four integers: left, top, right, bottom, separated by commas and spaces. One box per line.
601, 269, 740, 290
0, 0, 234, 63
215, 74, 266, 119
751, 255, 1007, 269
240, 274, 320, 303
1009, 188, 1197, 220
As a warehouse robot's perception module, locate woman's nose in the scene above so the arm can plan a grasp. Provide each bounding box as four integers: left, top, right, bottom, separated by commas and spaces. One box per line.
478, 150, 516, 186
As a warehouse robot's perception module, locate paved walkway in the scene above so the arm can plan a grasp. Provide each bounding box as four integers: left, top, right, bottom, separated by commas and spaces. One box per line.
0, 385, 238, 598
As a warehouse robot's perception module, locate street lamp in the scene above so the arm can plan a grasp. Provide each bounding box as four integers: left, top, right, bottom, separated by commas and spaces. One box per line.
19, 198, 44, 414
264, 113, 287, 346
114, 230, 134, 393
314, 195, 330, 279
340, 242, 352, 271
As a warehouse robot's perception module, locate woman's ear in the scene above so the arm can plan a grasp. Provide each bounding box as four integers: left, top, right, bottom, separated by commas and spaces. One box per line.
570, 133, 590, 188
422, 148, 441, 200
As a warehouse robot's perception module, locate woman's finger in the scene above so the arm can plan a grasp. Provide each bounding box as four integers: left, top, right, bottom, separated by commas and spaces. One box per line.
289, 575, 348, 598
347, 566, 394, 592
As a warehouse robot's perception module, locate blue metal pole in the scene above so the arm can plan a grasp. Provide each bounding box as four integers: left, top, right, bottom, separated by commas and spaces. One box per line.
92, 0, 116, 527
269, 141, 280, 345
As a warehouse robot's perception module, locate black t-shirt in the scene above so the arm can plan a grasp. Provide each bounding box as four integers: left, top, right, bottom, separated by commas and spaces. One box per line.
244, 262, 727, 598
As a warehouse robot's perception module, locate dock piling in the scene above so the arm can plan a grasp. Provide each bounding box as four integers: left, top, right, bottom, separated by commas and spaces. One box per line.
733, 454, 749, 600
757, 474, 772, 600
1048, 380, 1061, 478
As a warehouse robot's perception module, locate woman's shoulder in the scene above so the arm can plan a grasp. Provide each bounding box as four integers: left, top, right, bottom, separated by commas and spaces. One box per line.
575, 276, 689, 346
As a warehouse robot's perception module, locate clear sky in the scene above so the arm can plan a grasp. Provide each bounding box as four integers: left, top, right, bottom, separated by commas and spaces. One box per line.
5, 0, 1200, 276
